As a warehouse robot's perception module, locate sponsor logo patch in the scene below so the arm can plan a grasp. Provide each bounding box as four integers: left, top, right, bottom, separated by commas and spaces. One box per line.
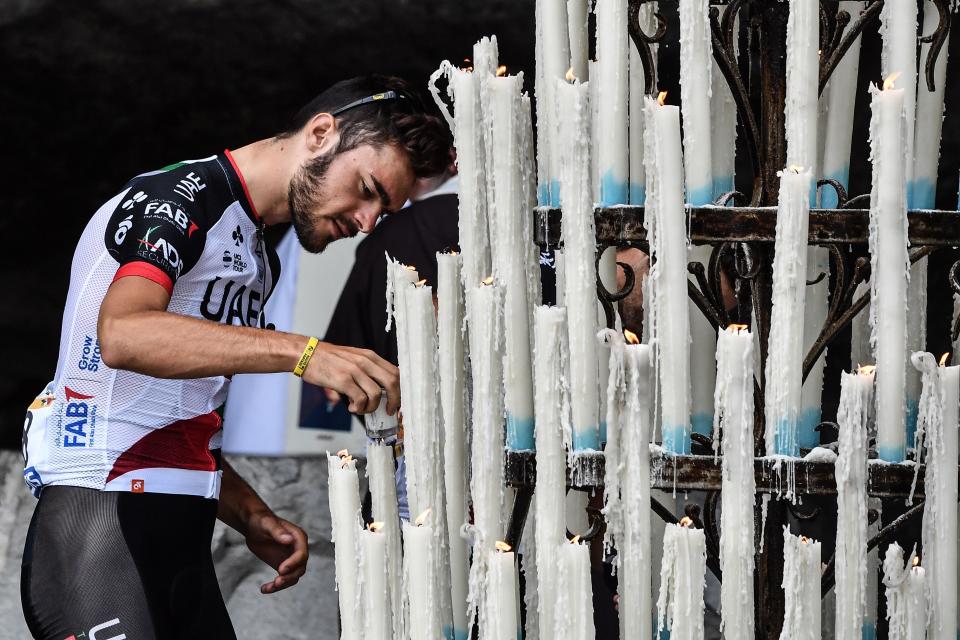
172, 171, 206, 202
114, 214, 134, 245
131, 479, 144, 493
61, 386, 97, 448
77, 335, 102, 372
136, 226, 182, 277
121, 190, 147, 210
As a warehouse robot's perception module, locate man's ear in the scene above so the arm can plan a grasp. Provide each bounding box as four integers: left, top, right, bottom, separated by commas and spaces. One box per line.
303, 113, 339, 154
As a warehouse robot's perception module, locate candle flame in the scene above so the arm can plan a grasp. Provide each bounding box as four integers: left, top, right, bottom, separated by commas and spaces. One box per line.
404, 264, 417, 272
624, 329, 640, 345
415, 279, 427, 287
940, 352, 950, 367
496, 65, 507, 77
679, 516, 693, 528
340, 455, 353, 469
788, 165, 804, 174
912, 555, 920, 567
565, 67, 577, 82
570, 535, 581, 544
657, 91, 668, 106
368, 521, 385, 532
495, 540, 512, 552
414, 508, 432, 526
727, 323, 748, 332
462, 57, 473, 72
336, 449, 349, 458
857, 364, 876, 376
481, 276, 494, 286
883, 72, 902, 90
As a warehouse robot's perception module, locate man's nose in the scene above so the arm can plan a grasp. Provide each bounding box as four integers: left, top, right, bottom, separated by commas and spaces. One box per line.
354, 203, 382, 234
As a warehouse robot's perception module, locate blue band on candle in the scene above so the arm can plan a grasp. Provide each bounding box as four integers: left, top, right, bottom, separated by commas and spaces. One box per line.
573, 427, 600, 452
906, 397, 919, 450
877, 443, 907, 463
600, 170, 629, 206
861, 623, 877, 640
537, 180, 562, 207
774, 417, 800, 457
506, 414, 536, 451
820, 170, 850, 209
691, 412, 712, 437
630, 183, 646, 205
798, 407, 821, 449
686, 184, 714, 207
599, 420, 607, 446
910, 179, 936, 209
662, 423, 692, 455
712, 175, 735, 203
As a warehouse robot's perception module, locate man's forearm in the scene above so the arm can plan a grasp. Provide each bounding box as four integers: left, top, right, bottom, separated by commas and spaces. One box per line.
100, 308, 308, 379
218, 460, 272, 535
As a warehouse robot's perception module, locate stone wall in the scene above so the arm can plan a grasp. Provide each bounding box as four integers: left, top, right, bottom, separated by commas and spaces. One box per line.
0, 451, 359, 639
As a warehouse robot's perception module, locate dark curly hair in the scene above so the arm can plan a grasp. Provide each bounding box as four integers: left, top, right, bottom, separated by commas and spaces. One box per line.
277, 75, 453, 178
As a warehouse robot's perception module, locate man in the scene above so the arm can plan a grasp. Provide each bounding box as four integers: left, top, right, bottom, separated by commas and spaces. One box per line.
20, 75, 450, 639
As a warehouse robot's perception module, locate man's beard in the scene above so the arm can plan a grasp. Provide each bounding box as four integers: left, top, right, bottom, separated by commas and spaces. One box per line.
288, 151, 336, 253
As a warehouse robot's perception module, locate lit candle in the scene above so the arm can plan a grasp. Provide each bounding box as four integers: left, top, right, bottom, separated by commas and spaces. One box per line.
488, 73, 537, 452
437, 253, 470, 640
629, 3, 657, 204
567, 0, 589, 81
556, 536, 595, 639
404, 508, 441, 640
360, 522, 390, 640
366, 442, 404, 639
913, 351, 958, 640
657, 518, 706, 639
764, 167, 813, 456
533, 305, 569, 636
820, 1, 866, 209
558, 77, 601, 452
882, 544, 927, 640
913, 0, 950, 209
488, 541, 519, 640
536, 0, 570, 205
834, 367, 874, 640
643, 93, 692, 454
327, 451, 362, 640
678, 0, 714, 205
715, 325, 756, 640
869, 77, 908, 462
466, 281, 505, 552
781, 530, 822, 640
594, 0, 629, 205
880, 0, 918, 203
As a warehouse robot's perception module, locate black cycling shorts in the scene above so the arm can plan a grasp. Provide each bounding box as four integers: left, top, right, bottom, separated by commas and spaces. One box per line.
21, 486, 237, 640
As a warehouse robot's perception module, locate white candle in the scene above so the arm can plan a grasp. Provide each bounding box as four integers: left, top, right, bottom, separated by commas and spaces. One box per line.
327, 452, 362, 640
820, 1, 866, 208
404, 510, 441, 640
360, 523, 391, 640
557, 78, 600, 451
445, 68, 492, 291
629, 3, 657, 205
678, 0, 713, 205
913, 0, 950, 208
865, 498, 882, 639
690, 243, 718, 440
764, 167, 813, 456
489, 543, 519, 640
834, 368, 874, 640
567, 0, 589, 81
710, 14, 738, 201
643, 94, 692, 454
801, 246, 830, 449
536, 0, 570, 205
488, 73, 537, 452
657, 520, 706, 640
781, 530, 822, 640
387, 259, 420, 462
880, 0, 918, 201
556, 538, 595, 640
882, 544, 927, 640
869, 79, 908, 462
715, 325, 756, 640
914, 353, 958, 640
594, 0, 629, 205
366, 442, 404, 640
534, 305, 570, 637
785, 0, 820, 181
437, 253, 470, 639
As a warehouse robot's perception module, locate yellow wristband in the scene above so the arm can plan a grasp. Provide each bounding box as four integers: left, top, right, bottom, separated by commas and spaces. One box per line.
294, 337, 319, 377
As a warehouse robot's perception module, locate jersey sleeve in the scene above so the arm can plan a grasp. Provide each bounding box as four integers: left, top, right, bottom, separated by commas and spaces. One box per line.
104, 183, 207, 295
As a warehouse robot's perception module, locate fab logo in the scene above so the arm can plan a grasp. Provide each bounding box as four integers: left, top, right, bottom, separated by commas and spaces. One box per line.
62, 387, 96, 448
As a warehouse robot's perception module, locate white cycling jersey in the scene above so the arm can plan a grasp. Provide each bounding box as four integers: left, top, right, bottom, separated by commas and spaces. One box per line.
23, 151, 280, 499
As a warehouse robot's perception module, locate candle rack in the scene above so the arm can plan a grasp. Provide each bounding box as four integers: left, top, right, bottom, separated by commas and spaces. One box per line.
502, 0, 957, 638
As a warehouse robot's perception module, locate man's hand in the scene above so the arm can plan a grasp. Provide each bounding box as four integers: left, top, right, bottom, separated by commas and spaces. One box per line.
243, 509, 309, 594
303, 342, 401, 415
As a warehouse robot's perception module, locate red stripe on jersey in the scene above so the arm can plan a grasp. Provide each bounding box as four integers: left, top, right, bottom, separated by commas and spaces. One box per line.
113, 262, 174, 296
106, 411, 222, 483
223, 149, 261, 222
